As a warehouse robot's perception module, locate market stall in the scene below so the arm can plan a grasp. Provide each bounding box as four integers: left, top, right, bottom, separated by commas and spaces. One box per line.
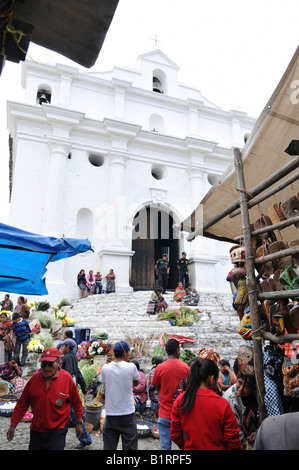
180, 46, 299, 423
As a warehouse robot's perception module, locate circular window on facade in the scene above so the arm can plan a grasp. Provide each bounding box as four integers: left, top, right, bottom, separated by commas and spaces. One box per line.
88, 154, 105, 167
151, 165, 165, 180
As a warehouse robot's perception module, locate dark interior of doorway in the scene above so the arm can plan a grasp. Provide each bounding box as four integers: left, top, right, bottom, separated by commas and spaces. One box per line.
130, 206, 179, 291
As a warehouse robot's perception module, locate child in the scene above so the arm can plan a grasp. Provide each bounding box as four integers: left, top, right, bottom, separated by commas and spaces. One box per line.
12, 313, 31, 367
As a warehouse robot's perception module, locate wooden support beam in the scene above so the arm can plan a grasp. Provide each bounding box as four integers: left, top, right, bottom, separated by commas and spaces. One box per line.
254, 245, 299, 264
235, 214, 299, 241
229, 171, 299, 218
187, 155, 299, 241
234, 147, 267, 423
258, 289, 299, 301
261, 330, 299, 344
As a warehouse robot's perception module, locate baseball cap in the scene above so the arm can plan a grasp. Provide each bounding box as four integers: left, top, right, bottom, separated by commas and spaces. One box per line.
39, 347, 60, 362
61, 339, 76, 350
113, 340, 131, 354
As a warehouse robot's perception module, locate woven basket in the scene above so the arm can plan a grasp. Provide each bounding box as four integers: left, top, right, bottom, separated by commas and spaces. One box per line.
0, 383, 9, 396
21, 412, 33, 422
0, 394, 17, 402
85, 422, 94, 434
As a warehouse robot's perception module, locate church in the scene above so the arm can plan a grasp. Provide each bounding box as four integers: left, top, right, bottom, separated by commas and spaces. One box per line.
6, 49, 256, 303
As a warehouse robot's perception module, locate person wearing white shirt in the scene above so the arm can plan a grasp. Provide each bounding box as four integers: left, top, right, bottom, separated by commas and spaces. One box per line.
99, 340, 141, 450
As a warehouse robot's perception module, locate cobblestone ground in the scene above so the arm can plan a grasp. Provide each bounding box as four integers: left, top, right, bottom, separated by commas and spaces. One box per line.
0, 414, 163, 451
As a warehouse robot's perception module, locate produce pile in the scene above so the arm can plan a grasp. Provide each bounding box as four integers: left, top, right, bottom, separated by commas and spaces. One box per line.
179, 348, 197, 363
156, 306, 204, 326
152, 333, 197, 364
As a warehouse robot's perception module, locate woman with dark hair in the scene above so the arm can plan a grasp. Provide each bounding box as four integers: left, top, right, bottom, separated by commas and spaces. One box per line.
14, 297, 30, 320
223, 373, 259, 449
105, 269, 115, 293
131, 360, 148, 414
171, 357, 242, 450
77, 269, 87, 297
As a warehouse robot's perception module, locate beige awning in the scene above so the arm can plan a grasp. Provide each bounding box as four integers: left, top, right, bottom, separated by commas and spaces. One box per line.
183, 46, 299, 244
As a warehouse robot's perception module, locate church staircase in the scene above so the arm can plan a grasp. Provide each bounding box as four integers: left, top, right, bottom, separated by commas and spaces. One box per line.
69, 291, 243, 371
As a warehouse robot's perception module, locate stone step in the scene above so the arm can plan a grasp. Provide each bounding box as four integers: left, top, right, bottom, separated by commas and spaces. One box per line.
67, 290, 242, 370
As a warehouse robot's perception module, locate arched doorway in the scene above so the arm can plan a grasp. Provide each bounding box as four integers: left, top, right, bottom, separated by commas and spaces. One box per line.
130, 205, 179, 290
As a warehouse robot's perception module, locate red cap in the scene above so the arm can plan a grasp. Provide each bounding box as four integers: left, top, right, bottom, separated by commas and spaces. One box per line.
39, 347, 60, 362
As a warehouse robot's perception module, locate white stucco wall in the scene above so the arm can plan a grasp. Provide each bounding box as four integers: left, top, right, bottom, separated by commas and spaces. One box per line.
7, 50, 256, 304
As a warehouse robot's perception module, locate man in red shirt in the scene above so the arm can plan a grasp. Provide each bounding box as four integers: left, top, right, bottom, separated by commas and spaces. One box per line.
151, 339, 189, 449
7, 347, 83, 450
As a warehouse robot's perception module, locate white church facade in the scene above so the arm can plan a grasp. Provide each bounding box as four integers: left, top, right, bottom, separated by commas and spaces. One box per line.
7, 50, 256, 303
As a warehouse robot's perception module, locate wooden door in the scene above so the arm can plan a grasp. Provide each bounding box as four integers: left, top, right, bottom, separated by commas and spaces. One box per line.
131, 206, 179, 290
131, 207, 155, 289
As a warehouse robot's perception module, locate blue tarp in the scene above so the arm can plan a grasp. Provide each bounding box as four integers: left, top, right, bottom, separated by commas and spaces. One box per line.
0, 223, 92, 296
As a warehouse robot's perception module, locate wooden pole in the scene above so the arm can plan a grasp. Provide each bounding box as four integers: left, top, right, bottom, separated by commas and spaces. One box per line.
229, 171, 299, 218
235, 214, 299, 241
258, 289, 299, 301
254, 246, 299, 265
233, 147, 266, 422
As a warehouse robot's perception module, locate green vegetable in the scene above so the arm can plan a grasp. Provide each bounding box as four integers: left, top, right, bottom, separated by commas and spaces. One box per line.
57, 298, 71, 309
152, 344, 166, 360
36, 301, 51, 312
180, 348, 197, 363
78, 363, 100, 389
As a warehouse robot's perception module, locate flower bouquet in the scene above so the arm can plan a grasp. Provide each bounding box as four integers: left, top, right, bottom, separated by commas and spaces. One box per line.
27, 339, 45, 353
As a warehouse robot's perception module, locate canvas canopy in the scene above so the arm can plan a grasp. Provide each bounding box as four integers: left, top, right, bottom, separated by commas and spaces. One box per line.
1, 0, 119, 69
182, 46, 299, 245
0, 223, 92, 295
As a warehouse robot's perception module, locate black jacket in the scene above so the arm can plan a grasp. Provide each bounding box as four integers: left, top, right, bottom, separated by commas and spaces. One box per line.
61, 351, 87, 394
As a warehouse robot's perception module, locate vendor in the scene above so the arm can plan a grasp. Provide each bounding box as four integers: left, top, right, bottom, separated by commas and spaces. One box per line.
0, 359, 22, 381
0, 294, 13, 312
131, 360, 148, 414
0, 312, 13, 361
173, 282, 187, 303
149, 288, 169, 314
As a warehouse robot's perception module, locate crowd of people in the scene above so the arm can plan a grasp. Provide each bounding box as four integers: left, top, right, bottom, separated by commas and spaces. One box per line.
77, 269, 116, 297
0, 309, 296, 451
94, 338, 263, 451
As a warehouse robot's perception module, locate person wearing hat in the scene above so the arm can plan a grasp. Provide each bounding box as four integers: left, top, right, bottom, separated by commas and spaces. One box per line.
57, 329, 78, 357
155, 254, 170, 294
7, 347, 84, 450
99, 340, 141, 450
177, 252, 189, 288
59, 339, 92, 449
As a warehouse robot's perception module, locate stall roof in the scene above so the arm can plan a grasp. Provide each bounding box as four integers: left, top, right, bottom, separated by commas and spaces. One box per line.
0, 0, 119, 69
183, 46, 299, 244
0, 223, 92, 295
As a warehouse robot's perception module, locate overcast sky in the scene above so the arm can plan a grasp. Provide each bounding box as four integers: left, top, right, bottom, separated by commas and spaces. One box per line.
0, 0, 298, 223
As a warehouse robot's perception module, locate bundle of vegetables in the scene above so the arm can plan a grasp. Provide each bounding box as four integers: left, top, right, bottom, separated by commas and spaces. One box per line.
180, 348, 197, 363
90, 333, 109, 341
78, 362, 100, 390
152, 343, 166, 361
156, 306, 202, 327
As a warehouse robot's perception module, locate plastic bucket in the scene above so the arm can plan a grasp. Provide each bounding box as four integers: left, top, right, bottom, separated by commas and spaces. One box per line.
85, 403, 103, 430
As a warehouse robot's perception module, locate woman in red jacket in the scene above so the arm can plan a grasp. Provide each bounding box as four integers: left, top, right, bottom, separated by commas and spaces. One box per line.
171, 357, 242, 450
